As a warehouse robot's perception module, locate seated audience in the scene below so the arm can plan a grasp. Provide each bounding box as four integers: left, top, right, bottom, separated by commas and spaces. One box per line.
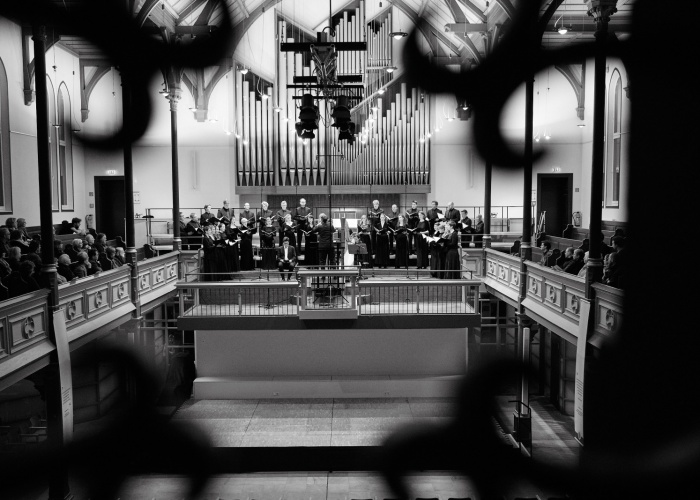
0, 228, 10, 257
4, 217, 17, 230
7, 247, 22, 272
115, 236, 127, 250
94, 233, 107, 255
0, 257, 12, 280
27, 240, 41, 256
3, 261, 41, 298
539, 241, 553, 266
9, 230, 30, 254
603, 251, 623, 288
84, 234, 95, 249
54, 241, 64, 260
16, 218, 30, 242
577, 251, 590, 278
114, 247, 126, 266
99, 247, 119, 271
71, 217, 86, 236
57, 254, 75, 282
65, 239, 82, 261
87, 249, 103, 275
72, 252, 89, 278
22, 253, 44, 286
562, 248, 585, 275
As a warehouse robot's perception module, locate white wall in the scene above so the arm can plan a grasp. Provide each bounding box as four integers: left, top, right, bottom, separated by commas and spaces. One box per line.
0, 18, 87, 225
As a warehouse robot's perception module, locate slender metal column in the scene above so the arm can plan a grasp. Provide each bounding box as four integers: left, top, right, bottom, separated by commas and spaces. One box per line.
122, 77, 140, 316
34, 24, 72, 500
169, 87, 182, 251
521, 76, 534, 261
586, 0, 616, 287
483, 159, 492, 250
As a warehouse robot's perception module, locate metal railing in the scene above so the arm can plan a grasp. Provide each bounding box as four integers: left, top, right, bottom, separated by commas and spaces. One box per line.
357, 280, 480, 316
176, 281, 300, 317
297, 269, 359, 311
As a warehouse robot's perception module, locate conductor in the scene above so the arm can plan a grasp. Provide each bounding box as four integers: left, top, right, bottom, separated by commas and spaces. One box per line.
311, 213, 336, 268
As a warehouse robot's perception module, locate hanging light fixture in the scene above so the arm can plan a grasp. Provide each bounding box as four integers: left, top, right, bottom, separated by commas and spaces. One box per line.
238, 66, 249, 74
389, 9, 408, 39
385, 66, 397, 73
377, 88, 386, 94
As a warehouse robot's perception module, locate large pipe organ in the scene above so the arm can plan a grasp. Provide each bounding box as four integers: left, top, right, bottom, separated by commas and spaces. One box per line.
233, 2, 432, 191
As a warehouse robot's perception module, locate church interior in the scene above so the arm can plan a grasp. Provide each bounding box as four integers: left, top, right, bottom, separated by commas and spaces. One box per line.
1, 0, 700, 499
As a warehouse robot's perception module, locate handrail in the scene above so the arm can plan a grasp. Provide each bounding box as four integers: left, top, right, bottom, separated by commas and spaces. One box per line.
359, 279, 480, 287
175, 281, 299, 290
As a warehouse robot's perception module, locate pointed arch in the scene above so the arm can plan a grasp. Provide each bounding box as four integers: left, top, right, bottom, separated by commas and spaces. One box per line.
0, 56, 12, 212
605, 69, 622, 207
57, 82, 74, 211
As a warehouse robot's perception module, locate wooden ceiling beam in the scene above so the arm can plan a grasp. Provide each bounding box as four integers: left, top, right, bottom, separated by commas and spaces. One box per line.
444, 23, 488, 33
455, 0, 487, 23
177, 0, 209, 24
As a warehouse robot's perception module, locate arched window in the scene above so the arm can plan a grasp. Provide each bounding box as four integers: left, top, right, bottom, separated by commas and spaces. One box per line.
57, 84, 74, 211
0, 57, 12, 213
604, 70, 622, 207
47, 77, 59, 211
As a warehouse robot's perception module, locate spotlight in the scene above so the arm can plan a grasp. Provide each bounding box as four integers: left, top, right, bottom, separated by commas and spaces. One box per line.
544, 133, 551, 140
447, 117, 454, 122
389, 31, 408, 40
298, 93, 319, 132
261, 93, 269, 100
419, 137, 425, 143
225, 130, 232, 136
426, 132, 432, 138
338, 122, 356, 142
273, 106, 282, 112
331, 95, 351, 129
377, 88, 386, 94
577, 123, 586, 128
239, 67, 248, 74
385, 66, 397, 73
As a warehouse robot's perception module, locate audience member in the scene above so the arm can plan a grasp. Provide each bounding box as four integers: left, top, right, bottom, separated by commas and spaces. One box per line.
114, 247, 126, 266
99, 247, 119, 271
65, 239, 82, 261
0, 228, 10, 257
577, 251, 589, 277
72, 252, 89, 278
94, 233, 107, 255
54, 241, 64, 260
57, 254, 75, 282
9, 230, 30, 254
562, 248, 585, 275
539, 241, 553, 266
84, 234, 95, 249
4, 261, 41, 298
603, 251, 623, 288
4, 218, 17, 230
87, 249, 103, 275
71, 217, 86, 236
58, 220, 74, 235
7, 247, 21, 272
16, 218, 30, 242
27, 240, 41, 255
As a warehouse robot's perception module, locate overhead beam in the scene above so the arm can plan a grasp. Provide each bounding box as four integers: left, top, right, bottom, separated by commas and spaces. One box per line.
235, 0, 250, 19
136, 0, 161, 27
492, 0, 516, 20
445, 23, 488, 33
195, 0, 217, 26
176, 0, 208, 24
444, 0, 483, 63
455, 0, 487, 23
391, 0, 464, 57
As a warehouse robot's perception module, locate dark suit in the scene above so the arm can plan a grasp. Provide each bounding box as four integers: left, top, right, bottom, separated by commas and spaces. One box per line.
294, 206, 312, 252
312, 221, 336, 267
445, 208, 461, 224
277, 245, 297, 280
405, 208, 419, 252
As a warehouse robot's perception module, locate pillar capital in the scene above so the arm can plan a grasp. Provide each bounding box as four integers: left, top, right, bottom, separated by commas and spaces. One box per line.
166, 87, 182, 112
31, 25, 47, 42
586, 0, 618, 30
